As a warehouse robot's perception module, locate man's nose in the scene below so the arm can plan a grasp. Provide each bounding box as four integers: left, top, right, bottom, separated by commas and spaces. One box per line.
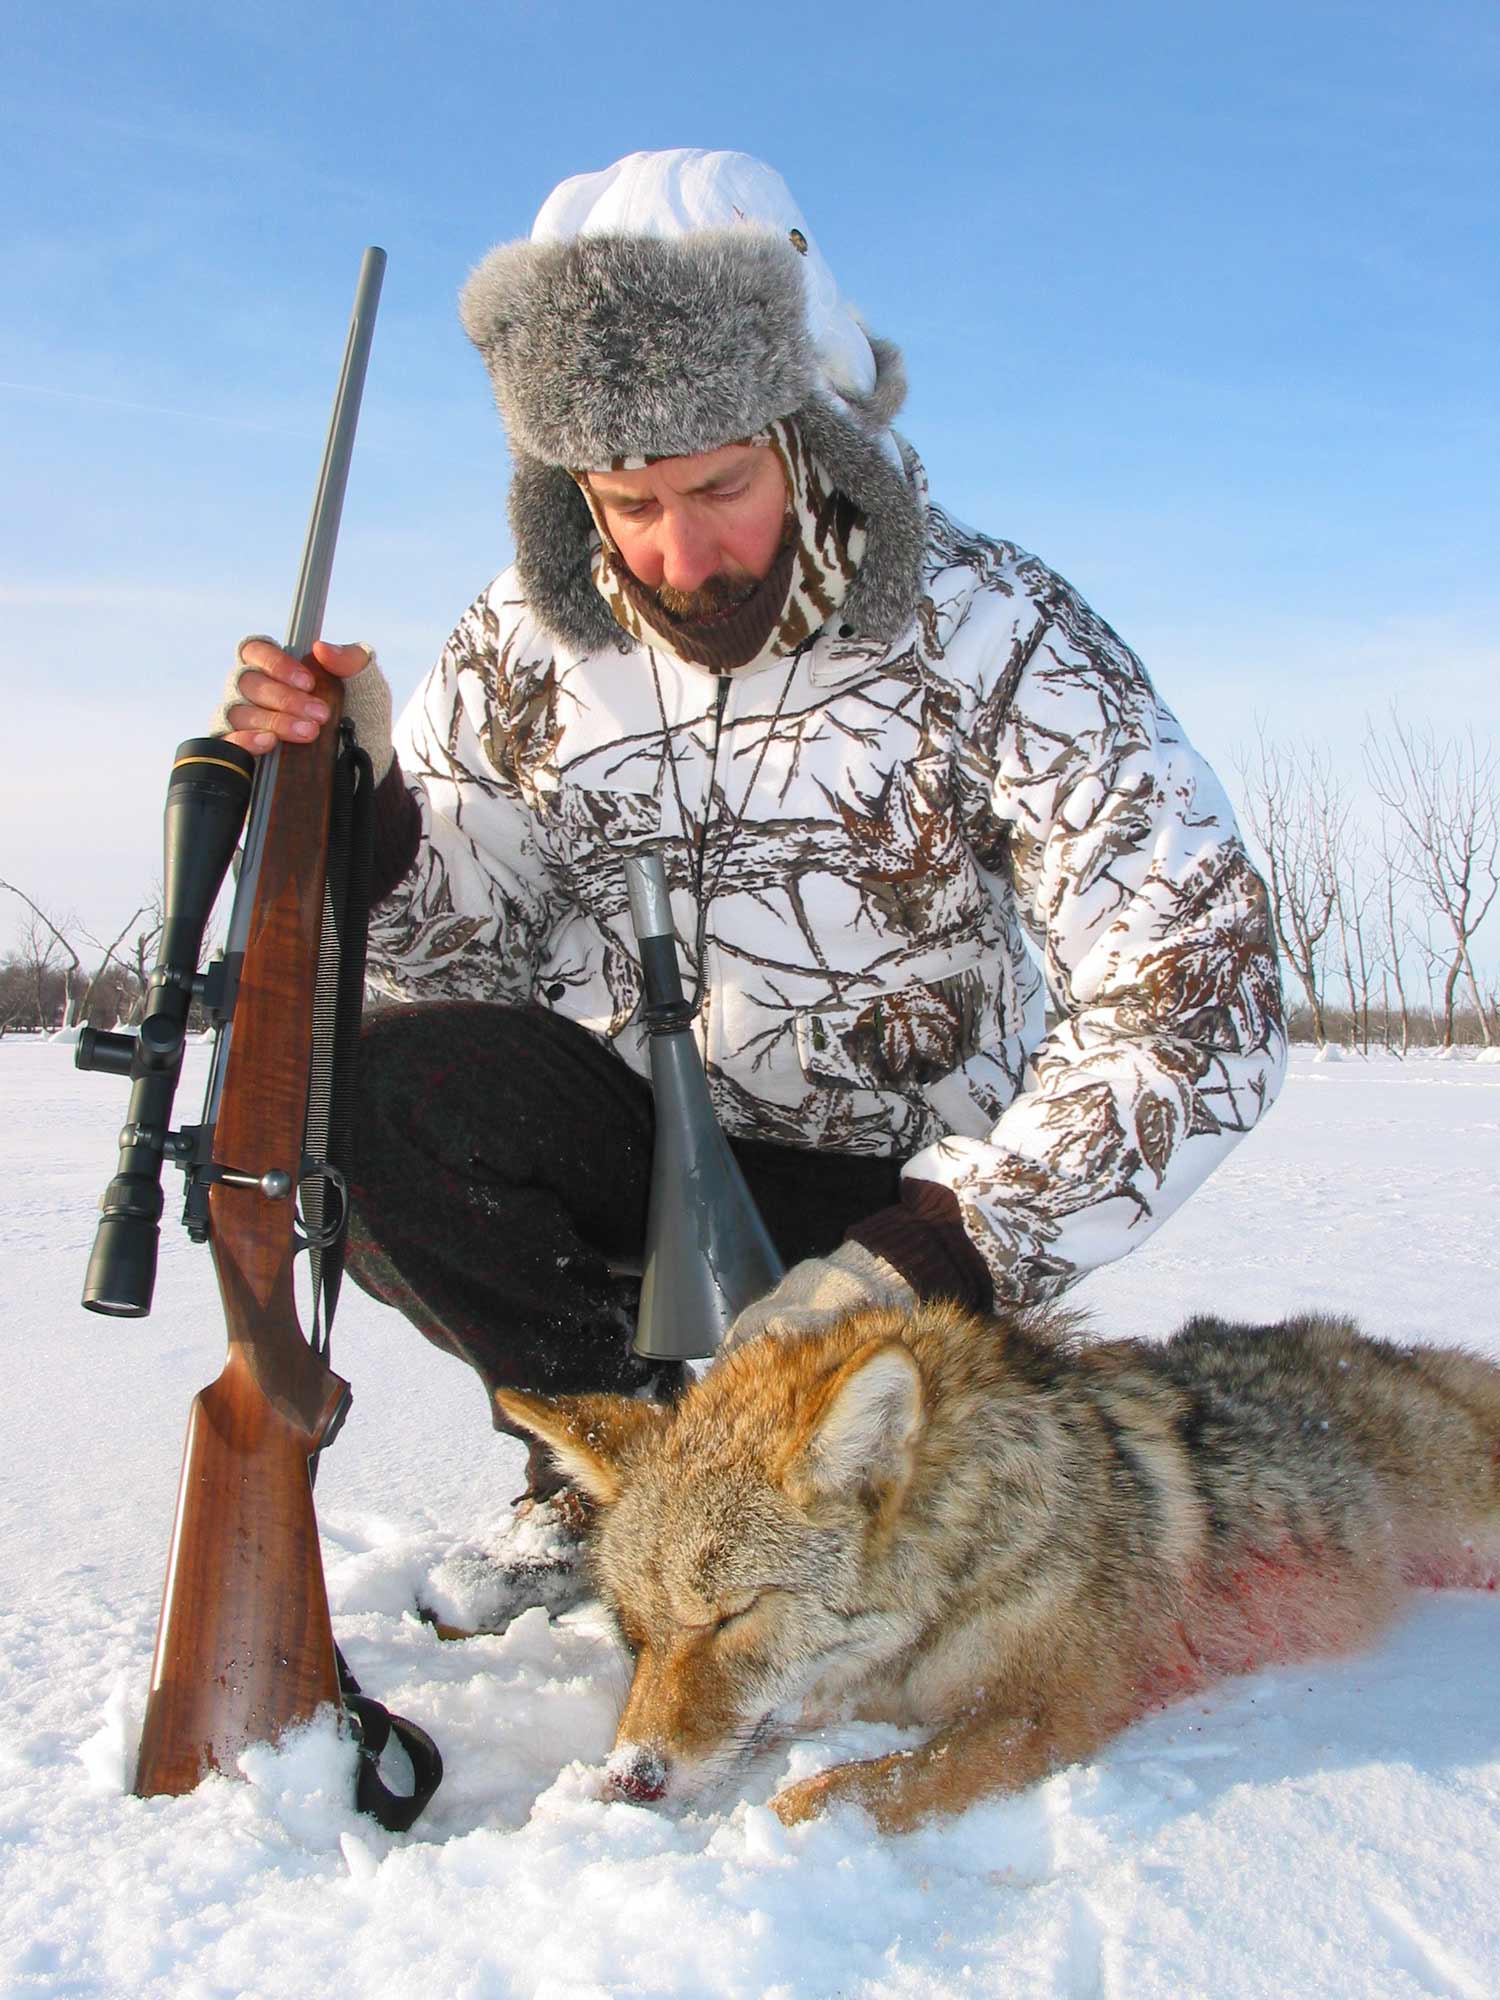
657, 510, 717, 593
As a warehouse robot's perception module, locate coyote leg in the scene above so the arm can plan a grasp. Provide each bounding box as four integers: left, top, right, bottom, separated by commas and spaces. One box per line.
771, 1689, 1132, 1833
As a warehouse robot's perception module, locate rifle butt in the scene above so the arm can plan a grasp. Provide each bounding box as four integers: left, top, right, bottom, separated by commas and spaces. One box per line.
134, 1347, 348, 1797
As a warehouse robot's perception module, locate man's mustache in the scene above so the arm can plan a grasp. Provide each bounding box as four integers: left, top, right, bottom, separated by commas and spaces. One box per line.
651, 513, 796, 623
654, 572, 761, 622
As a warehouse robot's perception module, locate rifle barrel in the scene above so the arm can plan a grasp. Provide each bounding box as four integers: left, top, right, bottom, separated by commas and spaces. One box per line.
208, 246, 385, 1108
285, 244, 387, 660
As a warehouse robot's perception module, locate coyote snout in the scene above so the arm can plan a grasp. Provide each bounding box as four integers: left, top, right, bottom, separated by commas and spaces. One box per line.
498, 1300, 1500, 1832
602, 1743, 668, 1804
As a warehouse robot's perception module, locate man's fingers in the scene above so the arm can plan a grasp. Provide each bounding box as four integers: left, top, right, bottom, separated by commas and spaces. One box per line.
225, 635, 371, 757
221, 726, 279, 754
235, 669, 330, 723
236, 636, 371, 686
310, 639, 375, 680
236, 635, 315, 689
230, 644, 330, 745
223, 703, 323, 745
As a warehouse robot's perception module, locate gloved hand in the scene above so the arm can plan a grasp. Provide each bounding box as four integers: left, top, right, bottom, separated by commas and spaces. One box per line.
723, 1241, 915, 1349
211, 635, 395, 781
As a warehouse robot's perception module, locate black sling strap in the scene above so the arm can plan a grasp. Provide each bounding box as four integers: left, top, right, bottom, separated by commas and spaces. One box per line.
304, 726, 444, 1833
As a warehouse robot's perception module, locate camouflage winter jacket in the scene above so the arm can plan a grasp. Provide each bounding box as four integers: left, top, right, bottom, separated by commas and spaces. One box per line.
369, 477, 1286, 1305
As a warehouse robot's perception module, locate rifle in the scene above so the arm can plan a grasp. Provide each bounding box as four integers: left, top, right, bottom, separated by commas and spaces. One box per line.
77, 248, 439, 1828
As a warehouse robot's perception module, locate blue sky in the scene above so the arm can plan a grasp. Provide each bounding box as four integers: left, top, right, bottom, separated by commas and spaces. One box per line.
3, 0, 1496, 948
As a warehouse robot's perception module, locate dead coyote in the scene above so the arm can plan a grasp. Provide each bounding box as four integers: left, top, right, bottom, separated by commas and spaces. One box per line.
498, 1301, 1500, 1832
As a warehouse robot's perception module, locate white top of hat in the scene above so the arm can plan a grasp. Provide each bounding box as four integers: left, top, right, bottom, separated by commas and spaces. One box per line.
530, 148, 877, 405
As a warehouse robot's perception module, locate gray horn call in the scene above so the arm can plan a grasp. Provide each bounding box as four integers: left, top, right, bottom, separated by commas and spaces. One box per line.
624, 850, 783, 1360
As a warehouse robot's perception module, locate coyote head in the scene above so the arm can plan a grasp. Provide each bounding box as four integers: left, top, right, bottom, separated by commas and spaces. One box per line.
497, 1314, 927, 1810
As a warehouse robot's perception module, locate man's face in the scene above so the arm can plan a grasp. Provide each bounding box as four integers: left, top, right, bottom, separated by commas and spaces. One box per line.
586, 443, 789, 621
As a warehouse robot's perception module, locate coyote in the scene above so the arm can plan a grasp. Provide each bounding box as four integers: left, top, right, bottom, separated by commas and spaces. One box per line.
497, 1302, 1500, 1832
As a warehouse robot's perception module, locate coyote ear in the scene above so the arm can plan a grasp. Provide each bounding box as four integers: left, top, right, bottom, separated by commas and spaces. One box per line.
785, 1341, 923, 1505
494, 1389, 664, 1506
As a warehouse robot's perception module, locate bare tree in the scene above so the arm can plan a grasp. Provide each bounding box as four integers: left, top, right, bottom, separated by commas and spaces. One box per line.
1330, 824, 1377, 1052
0, 957, 32, 1036
1375, 824, 1413, 1055
124, 896, 165, 1024
1, 882, 83, 1026
1235, 729, 1351, 1046
1365, 716, 1500, 1047
0, 882, 172, 1030
74, 901, 157, 1026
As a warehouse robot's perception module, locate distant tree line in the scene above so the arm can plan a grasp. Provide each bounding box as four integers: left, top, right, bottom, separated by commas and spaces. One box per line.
0, 883, 162, 1035
1235, 715, 1499, 1051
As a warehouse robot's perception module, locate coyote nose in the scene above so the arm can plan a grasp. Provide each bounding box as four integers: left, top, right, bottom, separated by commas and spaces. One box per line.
604, 1744, 668, 1804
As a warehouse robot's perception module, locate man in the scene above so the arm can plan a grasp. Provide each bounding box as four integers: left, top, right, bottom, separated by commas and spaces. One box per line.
222, 150, 1285, 1619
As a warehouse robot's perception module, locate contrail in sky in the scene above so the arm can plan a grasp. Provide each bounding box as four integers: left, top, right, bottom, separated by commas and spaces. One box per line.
0, 377, 312, 439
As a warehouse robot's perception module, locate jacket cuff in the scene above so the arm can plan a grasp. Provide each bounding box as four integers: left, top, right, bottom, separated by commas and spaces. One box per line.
370, 756, 422, 906
844, 1178, 993, 1315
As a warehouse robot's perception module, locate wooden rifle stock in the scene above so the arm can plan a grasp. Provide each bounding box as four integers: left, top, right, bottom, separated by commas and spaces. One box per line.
135, 683, 351, 1795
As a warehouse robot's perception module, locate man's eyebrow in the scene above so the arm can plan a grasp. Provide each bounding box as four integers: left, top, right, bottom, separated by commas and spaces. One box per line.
588, 480, 649, 505
591, 462, 751, 505
684, 464, 750, 494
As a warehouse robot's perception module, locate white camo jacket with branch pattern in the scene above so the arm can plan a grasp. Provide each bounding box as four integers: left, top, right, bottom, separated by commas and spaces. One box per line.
369, 470, 1286, 1304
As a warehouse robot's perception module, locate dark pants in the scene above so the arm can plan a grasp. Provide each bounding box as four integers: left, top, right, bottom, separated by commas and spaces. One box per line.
345, 1002, 902, 1427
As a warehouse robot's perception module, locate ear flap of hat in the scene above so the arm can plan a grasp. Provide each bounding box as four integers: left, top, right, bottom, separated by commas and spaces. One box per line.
508, 457, 625, 656
796, 339, 925, 644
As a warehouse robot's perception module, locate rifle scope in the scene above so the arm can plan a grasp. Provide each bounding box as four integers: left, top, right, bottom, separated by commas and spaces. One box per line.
78, 738, 255, 1315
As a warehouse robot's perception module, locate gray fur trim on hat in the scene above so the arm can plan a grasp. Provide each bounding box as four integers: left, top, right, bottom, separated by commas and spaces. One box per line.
462, 228, 926, 651
508, 457, 627, 655
461, 230, 816, 466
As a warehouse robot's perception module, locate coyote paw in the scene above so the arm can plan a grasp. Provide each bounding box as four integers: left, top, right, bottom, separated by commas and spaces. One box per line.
770, 1771, 836, 1825
770, 1763, 877, 1826
771, 1751, 923, 1832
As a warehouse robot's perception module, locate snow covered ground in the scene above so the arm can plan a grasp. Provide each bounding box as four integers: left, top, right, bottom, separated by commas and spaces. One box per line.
2, 1039, 1497, 1999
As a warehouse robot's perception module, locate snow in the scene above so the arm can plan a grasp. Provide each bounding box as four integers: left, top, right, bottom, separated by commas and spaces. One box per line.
2, 1040, 1498, 1999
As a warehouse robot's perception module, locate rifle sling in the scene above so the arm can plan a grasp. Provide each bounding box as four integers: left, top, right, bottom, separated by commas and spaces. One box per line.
337, 1645, 445, 1835
304, 726, 375, 1356
301, 730, 443, 1833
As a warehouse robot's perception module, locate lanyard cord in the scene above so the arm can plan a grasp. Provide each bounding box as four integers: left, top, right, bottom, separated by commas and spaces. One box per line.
648, 655, 800, 1017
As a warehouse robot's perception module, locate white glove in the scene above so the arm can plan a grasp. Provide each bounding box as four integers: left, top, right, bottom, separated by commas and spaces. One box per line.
211, 636, 396, 783
723, 1242, 915, 1349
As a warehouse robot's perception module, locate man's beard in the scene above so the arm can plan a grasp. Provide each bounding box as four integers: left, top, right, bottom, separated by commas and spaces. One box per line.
653, 571, 761, 623
651, 514, 797, 624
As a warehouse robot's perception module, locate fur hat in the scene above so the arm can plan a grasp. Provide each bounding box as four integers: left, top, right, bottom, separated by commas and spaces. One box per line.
459, 149, 925, 654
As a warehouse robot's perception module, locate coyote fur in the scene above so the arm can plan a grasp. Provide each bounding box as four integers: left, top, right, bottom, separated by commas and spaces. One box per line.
497, 1302, 1500, 1833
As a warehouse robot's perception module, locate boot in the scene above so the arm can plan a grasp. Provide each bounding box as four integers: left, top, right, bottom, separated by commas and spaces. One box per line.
420, 1365, 685, 1639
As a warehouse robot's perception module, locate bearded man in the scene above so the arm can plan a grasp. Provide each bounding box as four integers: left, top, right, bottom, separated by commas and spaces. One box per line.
220, 150, 1285, 1622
